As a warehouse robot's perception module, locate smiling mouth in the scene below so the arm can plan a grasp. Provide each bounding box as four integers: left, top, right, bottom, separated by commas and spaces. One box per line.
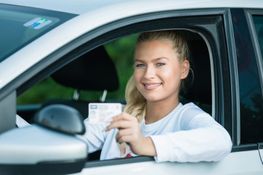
143, 83, 162, 90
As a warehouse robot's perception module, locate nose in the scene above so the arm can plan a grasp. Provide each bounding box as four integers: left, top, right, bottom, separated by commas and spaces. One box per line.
143, 65, 155, 79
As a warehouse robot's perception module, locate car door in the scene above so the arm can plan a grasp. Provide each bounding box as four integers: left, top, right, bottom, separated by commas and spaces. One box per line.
230, 7, 263, 173
220, 8, 263, 175
79, 8, 263, 175
63, 8, 262, 175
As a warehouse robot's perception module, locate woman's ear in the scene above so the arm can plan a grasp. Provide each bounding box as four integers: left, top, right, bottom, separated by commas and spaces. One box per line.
180, 59, 190, 79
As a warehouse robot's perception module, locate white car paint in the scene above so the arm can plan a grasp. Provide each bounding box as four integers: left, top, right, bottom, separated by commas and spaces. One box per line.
1, 0, 263, 14
77, 150, 262, 175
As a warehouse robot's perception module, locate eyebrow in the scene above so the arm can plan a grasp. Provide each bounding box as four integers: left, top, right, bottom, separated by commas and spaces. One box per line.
135, 57, 168, 62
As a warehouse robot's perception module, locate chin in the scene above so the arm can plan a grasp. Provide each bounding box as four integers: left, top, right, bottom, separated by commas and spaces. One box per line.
144, 96, 162, 102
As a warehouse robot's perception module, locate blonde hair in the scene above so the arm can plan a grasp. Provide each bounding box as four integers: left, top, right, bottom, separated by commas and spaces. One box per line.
124, 75, 146, 121
124, 30, 190, 121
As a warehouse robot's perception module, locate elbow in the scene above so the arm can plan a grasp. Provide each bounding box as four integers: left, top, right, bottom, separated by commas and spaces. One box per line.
223, 131, 233, 155
213, 127, 233, 161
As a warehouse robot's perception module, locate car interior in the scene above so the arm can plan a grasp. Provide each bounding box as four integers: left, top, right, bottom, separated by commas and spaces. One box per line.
42, 45, 119, 119
16, 30, 211, 161
44, 45, 120, 160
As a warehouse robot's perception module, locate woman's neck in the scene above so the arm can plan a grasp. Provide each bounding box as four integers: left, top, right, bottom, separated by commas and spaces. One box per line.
145, 97, 179, 124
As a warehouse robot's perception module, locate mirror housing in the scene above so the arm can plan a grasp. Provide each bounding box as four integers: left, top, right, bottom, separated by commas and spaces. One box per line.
0, 105, 87, 174
0, 125, 87, 174
34, 104, 85, 135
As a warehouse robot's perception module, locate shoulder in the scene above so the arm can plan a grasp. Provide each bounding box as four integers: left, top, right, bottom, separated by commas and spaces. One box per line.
178, 102, 214, 129
178, 102, 206, 116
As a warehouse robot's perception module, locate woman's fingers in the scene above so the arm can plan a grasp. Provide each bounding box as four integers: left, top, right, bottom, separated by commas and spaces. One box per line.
106, 113, 137, 131
111, 112, 137, 122
118, 135, 134, 143
117, 128, 132, 138
106, 120, 131, 130
116, 128, 132, 142
105, 112, 144, 149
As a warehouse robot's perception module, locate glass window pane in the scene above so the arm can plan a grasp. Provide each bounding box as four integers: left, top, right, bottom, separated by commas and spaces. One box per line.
239, 15, 263, 144
0, 4, 75, 62
254, 15, 263, 59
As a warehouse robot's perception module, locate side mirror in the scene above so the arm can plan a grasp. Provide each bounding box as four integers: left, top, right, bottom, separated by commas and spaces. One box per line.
0, 105, 87, 175
34, 104, 85, 135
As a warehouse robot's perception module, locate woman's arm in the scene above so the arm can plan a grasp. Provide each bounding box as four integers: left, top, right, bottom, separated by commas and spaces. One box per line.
150, 114, 232, 162
107, 111, 232, 162
82, 121, 106, 153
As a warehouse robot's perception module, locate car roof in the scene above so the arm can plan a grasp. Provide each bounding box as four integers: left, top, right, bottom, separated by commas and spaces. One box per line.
1, 0, 263, 15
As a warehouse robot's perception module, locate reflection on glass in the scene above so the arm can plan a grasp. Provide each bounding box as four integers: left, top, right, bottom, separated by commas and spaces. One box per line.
0, 4, 74, 62
238, 15, 263, 144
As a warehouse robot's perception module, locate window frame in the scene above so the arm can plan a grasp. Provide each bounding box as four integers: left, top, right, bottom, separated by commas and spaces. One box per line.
246, 9, 263, 146
245, 9, 263, 95
229, 8, 263, 149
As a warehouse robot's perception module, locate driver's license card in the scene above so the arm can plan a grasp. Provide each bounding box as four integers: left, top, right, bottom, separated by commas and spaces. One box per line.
88, 103, 122, 125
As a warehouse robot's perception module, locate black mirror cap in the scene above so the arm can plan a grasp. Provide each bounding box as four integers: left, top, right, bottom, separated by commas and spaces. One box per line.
34, 104, 85, 135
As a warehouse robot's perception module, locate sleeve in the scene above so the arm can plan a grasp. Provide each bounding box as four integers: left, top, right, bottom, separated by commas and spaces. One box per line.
150, 111, 232, 163
81, 121, 106, 153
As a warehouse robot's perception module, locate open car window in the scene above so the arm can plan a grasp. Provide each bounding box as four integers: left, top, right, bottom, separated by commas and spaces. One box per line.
16, 30, 212, 162
17, 30, 212, 121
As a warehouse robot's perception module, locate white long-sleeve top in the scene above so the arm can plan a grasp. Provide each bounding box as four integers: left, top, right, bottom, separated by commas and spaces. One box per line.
82, 102, 232, 162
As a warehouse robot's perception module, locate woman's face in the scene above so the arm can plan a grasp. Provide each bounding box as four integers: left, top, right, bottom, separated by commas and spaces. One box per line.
134, 39, 189, 104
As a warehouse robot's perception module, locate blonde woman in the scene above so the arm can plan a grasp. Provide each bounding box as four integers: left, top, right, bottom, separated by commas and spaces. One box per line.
84, 30, 232, 162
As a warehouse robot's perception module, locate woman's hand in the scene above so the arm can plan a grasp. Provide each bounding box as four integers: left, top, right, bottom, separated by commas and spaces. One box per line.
106, 112, 156, 156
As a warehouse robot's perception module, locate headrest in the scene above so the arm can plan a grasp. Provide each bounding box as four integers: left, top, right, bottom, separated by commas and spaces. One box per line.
183, 37, 212, 105
52, 46, 119, 91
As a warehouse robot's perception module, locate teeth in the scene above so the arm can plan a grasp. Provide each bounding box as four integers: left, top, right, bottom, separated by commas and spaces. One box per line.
144, 83, 161, 90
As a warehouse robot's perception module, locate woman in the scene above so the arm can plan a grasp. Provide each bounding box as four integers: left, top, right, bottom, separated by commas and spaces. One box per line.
84, 30, 232, 162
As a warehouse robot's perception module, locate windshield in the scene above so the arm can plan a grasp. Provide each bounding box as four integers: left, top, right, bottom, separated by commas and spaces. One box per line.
0, 4, 76, 62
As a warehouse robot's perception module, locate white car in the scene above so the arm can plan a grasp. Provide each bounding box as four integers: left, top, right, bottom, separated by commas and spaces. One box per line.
0, 0, 262, 174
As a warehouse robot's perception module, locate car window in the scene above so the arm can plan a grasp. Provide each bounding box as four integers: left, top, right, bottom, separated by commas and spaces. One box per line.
237, 15, 263, 144
0, 4, 75, 62
16, 30, 213, 161
17, 31, 212, 116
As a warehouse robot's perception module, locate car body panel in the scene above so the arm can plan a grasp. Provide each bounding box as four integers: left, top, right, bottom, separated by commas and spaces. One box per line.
78, 150, 262, 175
1, 0, 263, 14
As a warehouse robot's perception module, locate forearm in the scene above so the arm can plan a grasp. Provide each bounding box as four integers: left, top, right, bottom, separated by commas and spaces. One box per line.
130, 136, 157, 156
150, 126, 232, 162
83, 122, 105, 153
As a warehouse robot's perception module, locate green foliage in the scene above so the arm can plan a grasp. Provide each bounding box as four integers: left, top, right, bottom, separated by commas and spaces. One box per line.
17, 34, 138, 104
104, 34, 137, 100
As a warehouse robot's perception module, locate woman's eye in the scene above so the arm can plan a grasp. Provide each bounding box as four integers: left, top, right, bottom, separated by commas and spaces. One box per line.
135, 63, 145, 68
156, 62, 166, 67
